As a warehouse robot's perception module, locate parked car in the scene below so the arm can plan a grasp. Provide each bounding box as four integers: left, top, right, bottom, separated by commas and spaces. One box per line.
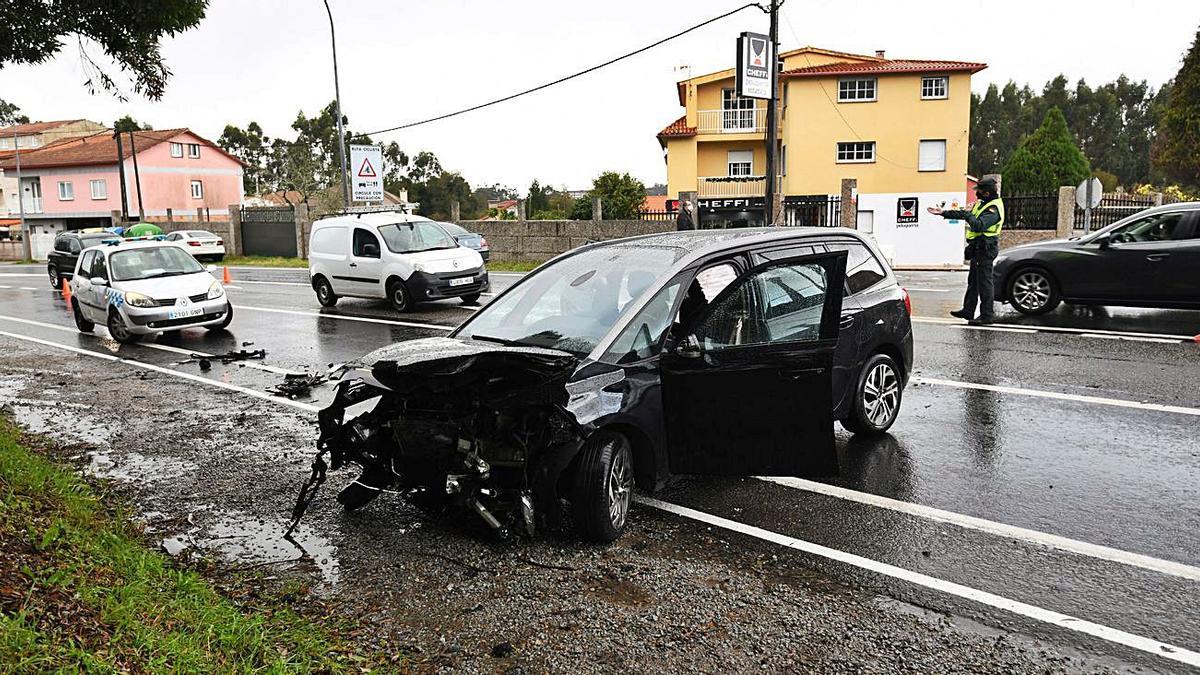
166, 230, 226, 261
436, 221, 490, 261
995, 202, 1200, 314
308, 211, 489, 311
69, 240, 232, 344
47, 231, 121, 288
308, 228, 913, 543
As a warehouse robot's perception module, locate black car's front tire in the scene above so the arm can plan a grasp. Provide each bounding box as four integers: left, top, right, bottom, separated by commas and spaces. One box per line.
841, 353, 903, 435
572, 431, 634, 543
48, 265, 60, 289
1008, 267, 1060, 315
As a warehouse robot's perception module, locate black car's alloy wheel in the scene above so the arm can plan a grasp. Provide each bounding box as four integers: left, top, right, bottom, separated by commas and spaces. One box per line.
1009, 268, 1060, 315
48, 266, 60, 289
841, 353, 902, 435
573, 431, 634, 543
314, 277, 338, 307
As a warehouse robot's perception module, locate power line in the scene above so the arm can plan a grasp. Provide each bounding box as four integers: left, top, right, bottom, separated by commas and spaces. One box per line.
362, 3, 764, 136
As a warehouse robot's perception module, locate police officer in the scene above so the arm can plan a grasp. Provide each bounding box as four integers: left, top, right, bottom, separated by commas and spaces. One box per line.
928, 177, 1004, 324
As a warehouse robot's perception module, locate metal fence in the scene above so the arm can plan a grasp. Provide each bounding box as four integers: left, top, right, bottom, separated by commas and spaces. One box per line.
1074, 193, 1155, 231
784, 195, 842, 227
1003, 192, 1059, 230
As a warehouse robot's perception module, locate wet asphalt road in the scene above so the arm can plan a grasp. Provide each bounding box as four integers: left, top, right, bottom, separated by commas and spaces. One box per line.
0, 262, 1198, 671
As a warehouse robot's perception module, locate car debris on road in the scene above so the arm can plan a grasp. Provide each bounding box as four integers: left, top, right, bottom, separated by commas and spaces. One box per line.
268, 372, 327, 399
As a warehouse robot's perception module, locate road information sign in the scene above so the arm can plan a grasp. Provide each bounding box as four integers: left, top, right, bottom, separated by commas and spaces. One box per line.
736, 32, 773, 99
350, 144, 384, 202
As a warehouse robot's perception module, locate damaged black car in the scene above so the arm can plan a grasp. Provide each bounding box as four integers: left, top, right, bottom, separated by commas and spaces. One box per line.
305, 228, 913, 542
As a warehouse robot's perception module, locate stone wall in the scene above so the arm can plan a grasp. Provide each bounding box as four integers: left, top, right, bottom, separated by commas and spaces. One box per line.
157, 220, 234, 243
454, 220, 674, 262
1000, 230, 1058, 249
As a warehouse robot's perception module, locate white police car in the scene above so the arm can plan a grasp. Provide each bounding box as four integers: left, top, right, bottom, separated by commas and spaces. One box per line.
69, 240, 232, 344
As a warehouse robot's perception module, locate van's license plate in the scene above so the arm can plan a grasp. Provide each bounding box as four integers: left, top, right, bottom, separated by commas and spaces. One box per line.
448, 276, 474, 287
168, 307, 204, 320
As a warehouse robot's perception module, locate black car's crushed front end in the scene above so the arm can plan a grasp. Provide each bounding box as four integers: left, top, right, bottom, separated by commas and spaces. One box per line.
301, 338, 589, 539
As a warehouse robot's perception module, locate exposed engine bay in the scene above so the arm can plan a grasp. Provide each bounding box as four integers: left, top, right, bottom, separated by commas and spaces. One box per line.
288, 338, 590, 539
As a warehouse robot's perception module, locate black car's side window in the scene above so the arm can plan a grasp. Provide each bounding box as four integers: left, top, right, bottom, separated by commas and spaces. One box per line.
1109, 213, 1186, 244
68, 237, 82, 254
826, 242, 887, 294
693, 260, 831, 351
603, 277, 684, 364
53, 236, 70, 253
76, 251, 94, 279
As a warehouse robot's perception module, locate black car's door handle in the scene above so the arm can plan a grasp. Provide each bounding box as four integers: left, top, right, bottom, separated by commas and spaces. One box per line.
840, 314, 856, 329
1145, 253, 1169, 262
781, 367, 826, 380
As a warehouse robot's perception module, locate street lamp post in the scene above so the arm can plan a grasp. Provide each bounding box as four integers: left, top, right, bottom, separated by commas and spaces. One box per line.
322, 0, 350, 209
13, 131, 30, 261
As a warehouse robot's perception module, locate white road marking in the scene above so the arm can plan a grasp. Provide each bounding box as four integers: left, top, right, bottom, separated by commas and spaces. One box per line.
0, 323, 1196, 665
758, 476, 1200, 582
636, 496, 1200, 668
901, 287, 952, 293
914, 316, 1195, 342
0, 273, 44, 278
0, 329, 318, 412
1079, 333, 1183, 345
0, 285, 9, 289
948, 324, 1038, 335
0, 314, 303, 376
229, 279, 309, 287
233, 304, 455, 331
912, 376, 1200, 417
18, 286, 38, 291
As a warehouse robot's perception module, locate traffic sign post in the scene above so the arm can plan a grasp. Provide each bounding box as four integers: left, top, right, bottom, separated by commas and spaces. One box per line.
349, 144, 384, 203
1076, 177, 1103, 233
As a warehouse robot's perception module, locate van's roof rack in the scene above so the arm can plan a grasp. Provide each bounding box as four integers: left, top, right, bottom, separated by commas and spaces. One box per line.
316, 204, 419, 220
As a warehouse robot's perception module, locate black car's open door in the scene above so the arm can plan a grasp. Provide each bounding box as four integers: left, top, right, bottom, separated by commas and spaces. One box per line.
661, 251, 847, 477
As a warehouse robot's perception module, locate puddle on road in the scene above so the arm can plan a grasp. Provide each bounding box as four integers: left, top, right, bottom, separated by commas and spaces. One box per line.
193, 511, 340, 588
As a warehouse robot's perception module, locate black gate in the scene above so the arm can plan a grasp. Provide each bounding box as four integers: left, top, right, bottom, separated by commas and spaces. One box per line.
240, 206, 297, 257
1074, 193, 1155, 231
1003, 192, 1058, 230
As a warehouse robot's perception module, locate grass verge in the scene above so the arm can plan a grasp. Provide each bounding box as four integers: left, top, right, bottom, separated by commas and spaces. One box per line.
0, 416, 394, 672
485, 260, 543, 273
220, 255, 308, 268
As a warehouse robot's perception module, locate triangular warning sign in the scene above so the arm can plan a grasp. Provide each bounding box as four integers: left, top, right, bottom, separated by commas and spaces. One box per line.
357, 157, 377, 178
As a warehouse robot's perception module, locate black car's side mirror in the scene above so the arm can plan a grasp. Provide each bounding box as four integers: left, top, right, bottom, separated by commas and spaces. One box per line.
674, 334, 702, 359
1097, 234, 1112, 249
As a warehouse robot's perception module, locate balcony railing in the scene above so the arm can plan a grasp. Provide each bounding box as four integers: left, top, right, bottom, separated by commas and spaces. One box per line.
698, 176, 765, 198
696, 108, 774, 134
22, 196, 43, 214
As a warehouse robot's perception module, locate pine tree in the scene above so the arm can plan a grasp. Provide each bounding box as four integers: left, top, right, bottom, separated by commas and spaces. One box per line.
1152, 27, 1200, 188
1002, 107, 1091, 193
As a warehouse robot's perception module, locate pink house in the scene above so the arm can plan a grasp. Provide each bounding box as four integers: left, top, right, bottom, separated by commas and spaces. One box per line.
0, 128, 243, 256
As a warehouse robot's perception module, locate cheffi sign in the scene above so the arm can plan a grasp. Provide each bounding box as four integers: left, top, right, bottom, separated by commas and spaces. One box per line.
736, 32, 773, 100
349, 144, 384, 202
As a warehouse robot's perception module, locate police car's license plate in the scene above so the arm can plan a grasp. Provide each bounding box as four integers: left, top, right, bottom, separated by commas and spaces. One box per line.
168, 307, 204, 320
448, 276, 474, 287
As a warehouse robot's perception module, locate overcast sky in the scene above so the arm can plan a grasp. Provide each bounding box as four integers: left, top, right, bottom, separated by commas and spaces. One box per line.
2, 0, 1197, 192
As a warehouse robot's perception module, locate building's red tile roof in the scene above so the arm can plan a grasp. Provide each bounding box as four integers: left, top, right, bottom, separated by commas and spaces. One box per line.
782, 59, 986, 78
493, 199, 519, 210
0, 128, 242, 170
0, 119, 86, 136
657, 116, 696, 139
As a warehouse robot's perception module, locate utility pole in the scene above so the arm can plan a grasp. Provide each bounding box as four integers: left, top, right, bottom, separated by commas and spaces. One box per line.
113, 130, 130, 222
128, 131, 145, 221
762, 0, 780, 226
13, 131, 30, 261
323, 0, 350, 209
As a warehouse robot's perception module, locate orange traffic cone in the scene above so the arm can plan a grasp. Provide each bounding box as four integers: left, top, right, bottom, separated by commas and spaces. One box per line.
61, 278, 72, 304
222, 266, 232, 285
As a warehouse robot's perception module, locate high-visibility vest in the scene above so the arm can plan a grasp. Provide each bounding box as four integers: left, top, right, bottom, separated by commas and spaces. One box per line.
965, 198, 1004, 239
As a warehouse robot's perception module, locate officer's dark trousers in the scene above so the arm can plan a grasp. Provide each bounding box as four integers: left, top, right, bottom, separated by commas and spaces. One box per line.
962, 236, 999, 318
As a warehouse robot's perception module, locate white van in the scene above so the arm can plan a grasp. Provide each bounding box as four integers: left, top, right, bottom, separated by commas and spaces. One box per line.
308, 212, 488, 312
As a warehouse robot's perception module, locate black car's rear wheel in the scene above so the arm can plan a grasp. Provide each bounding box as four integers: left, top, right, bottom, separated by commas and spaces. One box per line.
48, 265, 60, 289
572, 431, 634, 543
841, 353, 902, 435
1009, 268, 1060, 315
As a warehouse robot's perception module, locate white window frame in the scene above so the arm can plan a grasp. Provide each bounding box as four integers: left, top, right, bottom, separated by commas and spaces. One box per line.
727, 150, 754, 177
89, 179, 107, 200
721, 88, 757, 131
190, 180, 203, 199
836, 141, 876, 164
57, 181, 74, 201
837, 78, 877, 103
918, 139, 947, 172
187, 143, 201, 158
921, 76, 949, 100
170, 142, 184, 158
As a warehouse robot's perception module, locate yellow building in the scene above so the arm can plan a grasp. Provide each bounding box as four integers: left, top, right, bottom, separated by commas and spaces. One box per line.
658, 47, 986, 266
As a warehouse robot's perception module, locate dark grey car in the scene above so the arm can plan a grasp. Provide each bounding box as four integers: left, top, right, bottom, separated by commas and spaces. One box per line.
437, 221, 490, 262
995, 202, 1200, 314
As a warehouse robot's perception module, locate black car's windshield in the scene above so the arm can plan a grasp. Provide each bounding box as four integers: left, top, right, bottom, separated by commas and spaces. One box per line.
110, 246, 204, 281
457, 245, 683, 354
378, 221, 458, 253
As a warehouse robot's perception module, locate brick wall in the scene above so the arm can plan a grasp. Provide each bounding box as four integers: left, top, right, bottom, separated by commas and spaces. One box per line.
455, 220, 674, 262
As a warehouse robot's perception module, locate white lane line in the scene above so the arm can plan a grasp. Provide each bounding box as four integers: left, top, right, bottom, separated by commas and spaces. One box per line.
636, 496, 1200, 668
2, 323, 1195, 665
948, 324, 1038, 335
914, 316, 1195, 342
1079, 333, 1183, 345
0, 273, 43, 278
233, 304, 454, 331
0, 314, 303, 376
758, 477, 1200, 582
18, 286, 38, 291
0, 285, 9, 289
902, 287, 952, 293
230, 279, 309, 287
0, 329, 318, 413
912, 376, 1200, 417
